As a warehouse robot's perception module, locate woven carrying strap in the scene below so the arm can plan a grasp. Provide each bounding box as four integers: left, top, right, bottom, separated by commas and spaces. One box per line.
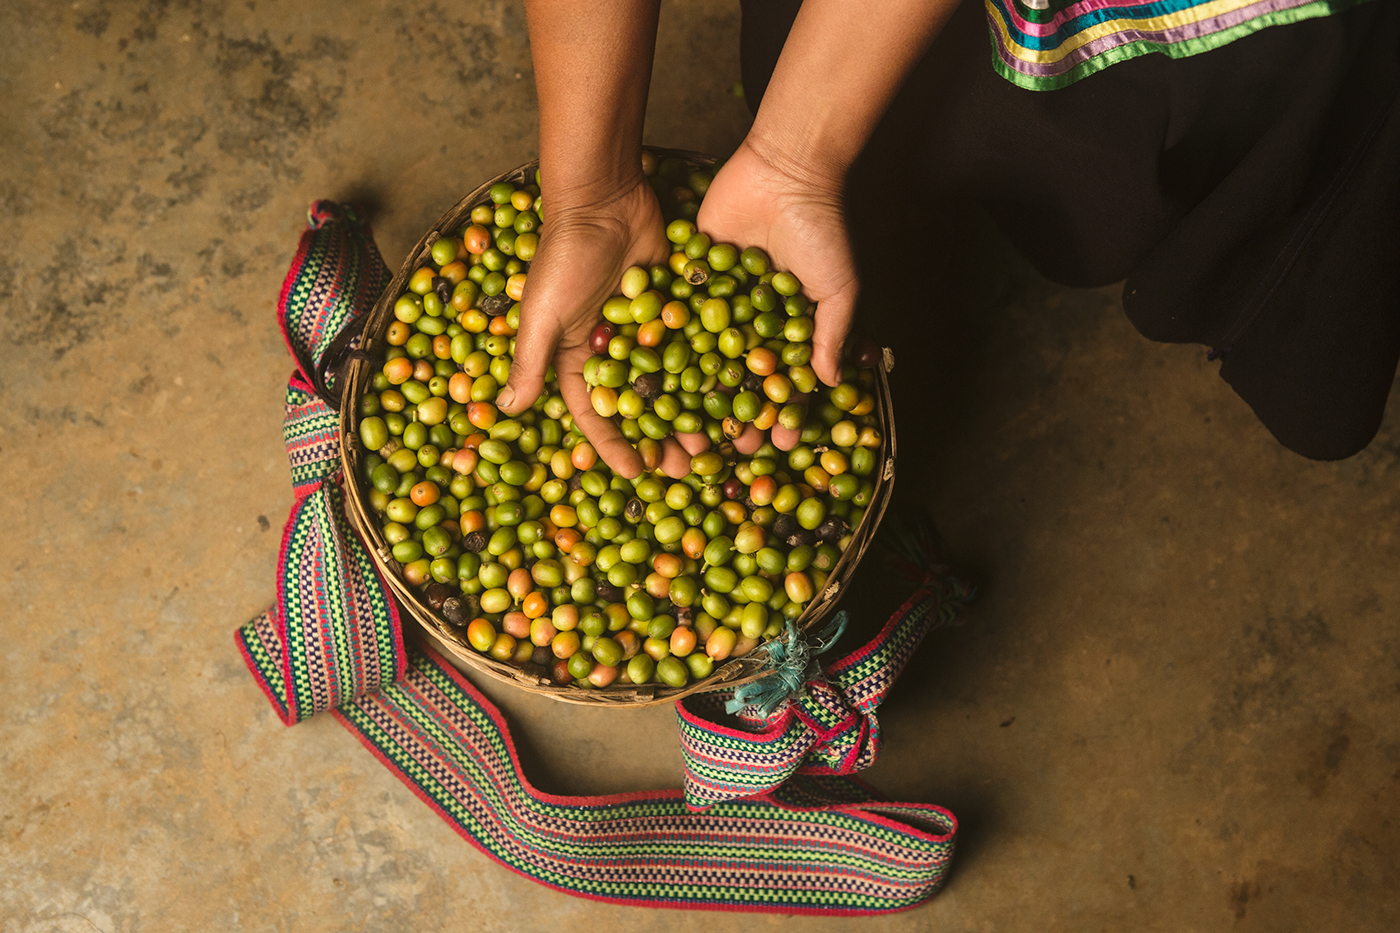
238, 373, 405, 725
236, 202, 968, 914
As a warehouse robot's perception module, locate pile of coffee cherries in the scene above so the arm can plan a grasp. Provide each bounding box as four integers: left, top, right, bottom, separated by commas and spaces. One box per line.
354, 156, 884, 691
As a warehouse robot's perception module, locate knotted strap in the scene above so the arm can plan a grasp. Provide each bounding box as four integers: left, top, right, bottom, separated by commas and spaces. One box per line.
236, 202, 969, 914
679, 572, 971, 808
277, 200, 388, 407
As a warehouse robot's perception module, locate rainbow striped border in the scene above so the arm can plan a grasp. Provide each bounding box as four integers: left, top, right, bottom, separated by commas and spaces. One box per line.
986, 0, 1371, 89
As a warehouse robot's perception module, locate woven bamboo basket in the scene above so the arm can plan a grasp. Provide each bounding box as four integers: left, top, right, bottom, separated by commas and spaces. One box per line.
339, 147, 897, 706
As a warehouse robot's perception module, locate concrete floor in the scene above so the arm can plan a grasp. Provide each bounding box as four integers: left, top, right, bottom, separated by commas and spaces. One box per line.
3, 2, 1398, 931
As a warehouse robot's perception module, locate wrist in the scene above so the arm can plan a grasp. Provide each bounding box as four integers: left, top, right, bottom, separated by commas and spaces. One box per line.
740, 118, 852, 197
740, 0, 954, 190
524, 0, 659, 211
538, 153, 647, 217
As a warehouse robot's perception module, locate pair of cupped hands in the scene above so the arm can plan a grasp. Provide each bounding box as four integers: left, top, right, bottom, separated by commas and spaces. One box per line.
494, 140, 858, 479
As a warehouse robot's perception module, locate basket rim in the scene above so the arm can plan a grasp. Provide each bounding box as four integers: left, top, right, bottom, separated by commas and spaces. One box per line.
337, 147, 898, 707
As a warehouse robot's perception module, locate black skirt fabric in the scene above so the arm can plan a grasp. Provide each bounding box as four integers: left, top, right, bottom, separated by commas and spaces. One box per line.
739, 0, 1400, 460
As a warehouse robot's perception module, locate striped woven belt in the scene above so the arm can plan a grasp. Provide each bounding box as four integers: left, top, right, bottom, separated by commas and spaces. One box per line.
236, 201, 971, 915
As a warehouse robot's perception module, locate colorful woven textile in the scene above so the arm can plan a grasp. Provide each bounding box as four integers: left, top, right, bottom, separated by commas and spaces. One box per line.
237, 437, 404, 723
986, 0, 1374, 89
236, 201, 971, 914
239, 202, 405, 724
282, 375, 342, 500
276, 200, 388, 403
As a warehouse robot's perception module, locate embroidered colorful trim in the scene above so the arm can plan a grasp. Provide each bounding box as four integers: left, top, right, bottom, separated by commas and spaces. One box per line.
236, 201, 971, 914
985, 0, 1373, 90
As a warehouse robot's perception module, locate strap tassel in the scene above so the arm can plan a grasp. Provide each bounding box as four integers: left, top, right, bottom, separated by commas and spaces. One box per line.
879, 512, 977, 626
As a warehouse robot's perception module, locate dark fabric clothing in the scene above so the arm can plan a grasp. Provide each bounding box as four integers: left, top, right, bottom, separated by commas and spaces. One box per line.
740, 0, 1400, 460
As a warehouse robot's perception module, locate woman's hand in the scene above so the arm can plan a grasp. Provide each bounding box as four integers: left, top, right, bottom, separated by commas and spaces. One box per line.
496, 175, 668, 477
698, 137, 859, 448
700, 139, 857, 388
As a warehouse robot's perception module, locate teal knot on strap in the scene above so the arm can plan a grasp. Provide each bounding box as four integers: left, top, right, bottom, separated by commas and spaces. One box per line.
725, 611, 849, 717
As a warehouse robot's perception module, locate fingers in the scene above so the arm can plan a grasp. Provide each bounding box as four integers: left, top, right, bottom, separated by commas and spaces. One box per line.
811, 281, 857, 389
659, 437, 693, 478
770, 422, 801, 451
733, 422, 765, 455
768, 390, 807, 451
676, 431, 712, 456
556, 345, 644, 478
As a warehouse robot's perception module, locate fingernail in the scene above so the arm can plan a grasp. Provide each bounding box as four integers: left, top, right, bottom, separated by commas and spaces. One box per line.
497, 387, 515, 411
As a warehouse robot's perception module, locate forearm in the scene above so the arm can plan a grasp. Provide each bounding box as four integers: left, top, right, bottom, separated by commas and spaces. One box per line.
523, 0, 661, 208
747, 0, 960, 181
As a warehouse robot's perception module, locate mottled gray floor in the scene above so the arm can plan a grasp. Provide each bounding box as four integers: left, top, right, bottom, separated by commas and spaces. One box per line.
3, 2, 1397, 931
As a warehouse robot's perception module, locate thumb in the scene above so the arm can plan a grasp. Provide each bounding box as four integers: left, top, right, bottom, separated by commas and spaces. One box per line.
499, 290, 564, 416
812, 281, 858, 388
